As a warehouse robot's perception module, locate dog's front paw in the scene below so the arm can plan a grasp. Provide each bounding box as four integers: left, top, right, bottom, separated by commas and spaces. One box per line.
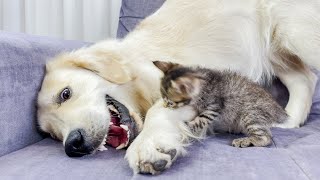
137, 148, 177, 175
125, 131, 182, 175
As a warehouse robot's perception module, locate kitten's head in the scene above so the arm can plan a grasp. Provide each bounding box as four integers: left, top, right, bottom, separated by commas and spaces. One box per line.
153, 61, 203, 109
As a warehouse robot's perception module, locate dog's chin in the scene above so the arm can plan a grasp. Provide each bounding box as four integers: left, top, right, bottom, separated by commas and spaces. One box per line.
97, 95, 139, 151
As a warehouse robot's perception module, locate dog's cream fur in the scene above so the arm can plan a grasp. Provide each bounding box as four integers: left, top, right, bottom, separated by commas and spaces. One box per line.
37, 0, 320, 174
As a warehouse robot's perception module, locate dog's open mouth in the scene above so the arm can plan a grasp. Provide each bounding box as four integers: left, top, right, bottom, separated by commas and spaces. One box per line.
98, 95, 137, 151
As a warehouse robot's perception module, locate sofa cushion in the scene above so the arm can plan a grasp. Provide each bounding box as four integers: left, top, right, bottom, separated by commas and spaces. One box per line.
117, 0, 165, 38
1, 120, 320, 180
0, 31, 88, 157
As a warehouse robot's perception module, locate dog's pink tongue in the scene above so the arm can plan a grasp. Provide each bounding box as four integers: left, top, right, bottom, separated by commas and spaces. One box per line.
106, 117, 128, 148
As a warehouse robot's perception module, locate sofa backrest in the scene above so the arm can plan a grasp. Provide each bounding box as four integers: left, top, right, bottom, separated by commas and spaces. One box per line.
0, 31, 88, 157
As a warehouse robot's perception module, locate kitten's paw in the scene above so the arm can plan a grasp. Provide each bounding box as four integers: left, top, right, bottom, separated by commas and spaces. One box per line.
187, 117, 209, 133
187, 120, 198, 132
232, 137, 253, 148
232, 136, 271, 148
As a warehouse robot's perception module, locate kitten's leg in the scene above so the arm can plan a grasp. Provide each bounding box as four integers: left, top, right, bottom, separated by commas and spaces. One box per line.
232, 115, 272, 148
188, 104, 220, 136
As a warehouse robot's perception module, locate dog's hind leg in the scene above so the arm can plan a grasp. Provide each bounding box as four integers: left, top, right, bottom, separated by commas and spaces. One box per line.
271, 1, 320, 128
274, 67, 317, 128
270, 34, 318, 129
273, 44, 319, 128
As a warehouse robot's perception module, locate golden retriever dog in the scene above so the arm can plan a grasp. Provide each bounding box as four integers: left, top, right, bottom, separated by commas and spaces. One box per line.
37, 0, 320, 175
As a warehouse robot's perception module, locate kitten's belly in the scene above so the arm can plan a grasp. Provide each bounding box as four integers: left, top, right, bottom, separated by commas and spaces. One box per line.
211, 118, 243, 134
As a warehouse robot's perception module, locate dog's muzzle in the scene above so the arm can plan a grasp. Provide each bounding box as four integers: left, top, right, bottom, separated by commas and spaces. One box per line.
65, 95, 138, 157
100, 95, 138, 150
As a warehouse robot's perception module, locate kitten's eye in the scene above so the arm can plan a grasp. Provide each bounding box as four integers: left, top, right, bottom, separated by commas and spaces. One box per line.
59, 87, 72, 102
169, 101, 178, 108
50, 133, 61, 141
179, 99, 191, 105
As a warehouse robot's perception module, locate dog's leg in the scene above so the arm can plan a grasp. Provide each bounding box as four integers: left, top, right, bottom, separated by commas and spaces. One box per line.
125, 99, 196, 175
275, 68, 317, 128
271, 1, 320, 127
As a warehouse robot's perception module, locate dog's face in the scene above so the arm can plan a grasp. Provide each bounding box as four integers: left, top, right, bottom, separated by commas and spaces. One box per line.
37, 47, 144, 157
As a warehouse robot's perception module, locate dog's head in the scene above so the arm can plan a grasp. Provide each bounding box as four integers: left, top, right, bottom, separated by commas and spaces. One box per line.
37, 43, 152, 157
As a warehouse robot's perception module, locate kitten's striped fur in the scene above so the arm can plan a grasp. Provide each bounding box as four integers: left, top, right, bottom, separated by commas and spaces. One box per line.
154, 61, 287, 147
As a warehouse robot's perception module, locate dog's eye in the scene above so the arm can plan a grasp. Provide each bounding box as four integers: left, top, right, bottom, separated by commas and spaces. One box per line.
50, 133, 57, 140
59, 88, 72, 102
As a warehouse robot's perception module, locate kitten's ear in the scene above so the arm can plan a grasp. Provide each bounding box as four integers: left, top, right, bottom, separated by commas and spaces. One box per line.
171, 80, 188, 94
172, 77, 202, 96
153, 61, 180, 73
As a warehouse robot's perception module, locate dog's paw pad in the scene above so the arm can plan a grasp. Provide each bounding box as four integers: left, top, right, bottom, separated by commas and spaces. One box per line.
157, 148, 177, 160
153, 160, 168, 172
139, 162, 155, 174
139, 160, 168, 175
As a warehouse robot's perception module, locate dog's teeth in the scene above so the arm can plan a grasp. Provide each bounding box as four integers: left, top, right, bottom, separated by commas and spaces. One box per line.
120, 125, 129, 131
116, 143, 126, 150
119, 124, 130, 147
97, 138, 108, 151
98, 146, 108, 151
125, 130, 130, 147
108, 105, 119, 114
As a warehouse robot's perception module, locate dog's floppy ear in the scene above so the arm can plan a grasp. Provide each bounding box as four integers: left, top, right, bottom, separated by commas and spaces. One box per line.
153, 61, 180, 74
47, 54, 132, 84
73, 59, 132, 84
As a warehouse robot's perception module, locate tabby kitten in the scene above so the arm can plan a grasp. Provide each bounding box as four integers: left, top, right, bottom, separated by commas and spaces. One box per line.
153, 61, 287, 148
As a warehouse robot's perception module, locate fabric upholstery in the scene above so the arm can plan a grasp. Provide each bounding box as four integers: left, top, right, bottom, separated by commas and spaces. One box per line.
117, 0, 165, 38
0, 31, 88, 157
1, 120, 320, 180
0, 0, 319, 179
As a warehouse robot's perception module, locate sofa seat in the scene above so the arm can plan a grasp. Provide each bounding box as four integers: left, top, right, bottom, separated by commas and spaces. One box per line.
1, 0, 320, 178
1, 115, 319, 180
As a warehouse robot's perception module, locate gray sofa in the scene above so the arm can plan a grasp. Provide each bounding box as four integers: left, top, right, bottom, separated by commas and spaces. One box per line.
0, 0, 320, 179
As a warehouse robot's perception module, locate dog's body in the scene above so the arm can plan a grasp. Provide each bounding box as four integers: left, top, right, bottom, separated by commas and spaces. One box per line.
37, 0, 320, 174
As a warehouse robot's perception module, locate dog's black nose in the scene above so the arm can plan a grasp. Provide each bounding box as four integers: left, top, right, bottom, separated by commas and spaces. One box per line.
65, 129, 92, 157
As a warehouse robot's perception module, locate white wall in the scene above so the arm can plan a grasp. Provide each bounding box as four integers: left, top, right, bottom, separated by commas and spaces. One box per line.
0, 0, 122, 42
